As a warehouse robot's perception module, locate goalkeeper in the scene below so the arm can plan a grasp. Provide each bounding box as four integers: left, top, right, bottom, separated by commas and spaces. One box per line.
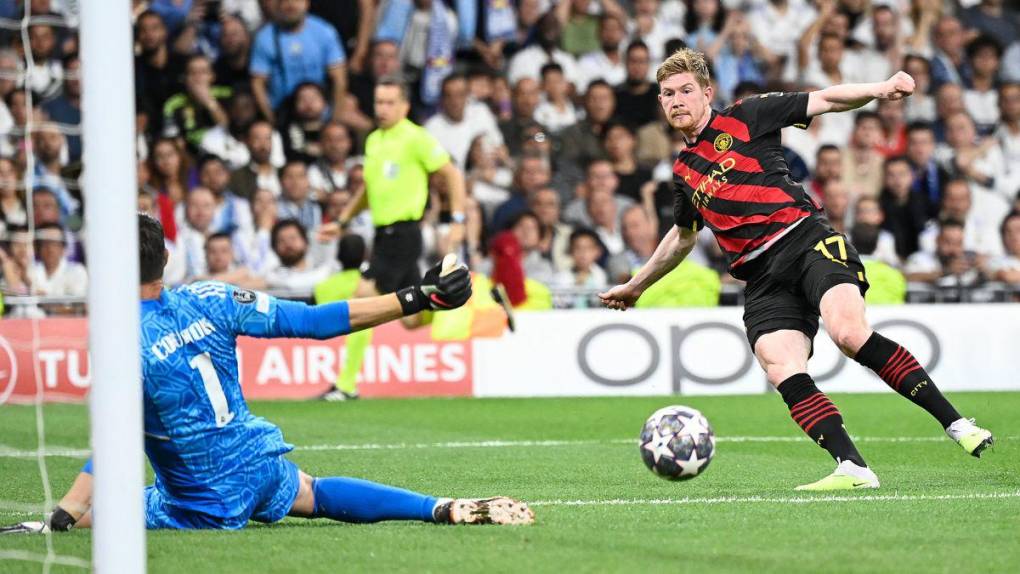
3, 214, 533, 533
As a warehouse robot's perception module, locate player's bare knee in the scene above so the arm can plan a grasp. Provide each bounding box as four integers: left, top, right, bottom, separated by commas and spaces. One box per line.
756, 348, 807, 388
754, 331, 810, 387
827, 321, 871, 356
764, 360, 805, 387
765, 365, 791, 388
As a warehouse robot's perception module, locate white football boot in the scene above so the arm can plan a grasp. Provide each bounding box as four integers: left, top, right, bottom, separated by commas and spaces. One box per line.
946, 418, 994, 458
433, 497, 535, 525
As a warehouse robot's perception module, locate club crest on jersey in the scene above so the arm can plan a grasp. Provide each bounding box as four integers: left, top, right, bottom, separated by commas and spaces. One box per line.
232, 289, 256, 304
714, 133, 732, 152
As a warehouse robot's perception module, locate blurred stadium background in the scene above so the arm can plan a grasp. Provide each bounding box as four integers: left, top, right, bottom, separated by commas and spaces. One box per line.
0, 0, 1019, 572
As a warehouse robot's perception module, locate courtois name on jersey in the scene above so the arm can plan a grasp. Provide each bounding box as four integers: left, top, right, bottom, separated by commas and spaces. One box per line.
140, 281, 296, 518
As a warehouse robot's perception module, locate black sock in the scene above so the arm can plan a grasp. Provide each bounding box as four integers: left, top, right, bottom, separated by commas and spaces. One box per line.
853, 332, 961, 428
778, 373, 866, 467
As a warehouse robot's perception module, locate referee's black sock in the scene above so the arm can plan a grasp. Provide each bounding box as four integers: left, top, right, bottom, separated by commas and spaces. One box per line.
853, 332, 961, 428
778, 373, 867, 467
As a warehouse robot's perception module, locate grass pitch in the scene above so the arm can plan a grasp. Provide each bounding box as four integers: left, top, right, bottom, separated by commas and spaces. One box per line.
1, 392, 1018, 573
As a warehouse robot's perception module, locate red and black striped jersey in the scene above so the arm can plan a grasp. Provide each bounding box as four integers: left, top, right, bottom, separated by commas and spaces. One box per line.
672, 92, 823, 278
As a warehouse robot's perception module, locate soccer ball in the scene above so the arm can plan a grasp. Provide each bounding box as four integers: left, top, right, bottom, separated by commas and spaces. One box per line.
639, 405, 715, 481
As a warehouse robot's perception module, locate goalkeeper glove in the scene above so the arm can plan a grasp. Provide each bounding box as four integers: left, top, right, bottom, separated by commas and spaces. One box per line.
397, 254, 472, 315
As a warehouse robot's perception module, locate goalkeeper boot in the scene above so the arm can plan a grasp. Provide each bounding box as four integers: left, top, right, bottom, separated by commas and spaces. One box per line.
0, 522, 50, 535
795, 460, 880, 491
946, 418, 994, 458
433, 497, 534, 525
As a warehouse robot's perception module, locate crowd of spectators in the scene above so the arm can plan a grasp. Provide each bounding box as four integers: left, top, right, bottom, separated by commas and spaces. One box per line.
1, 0, 1019, 314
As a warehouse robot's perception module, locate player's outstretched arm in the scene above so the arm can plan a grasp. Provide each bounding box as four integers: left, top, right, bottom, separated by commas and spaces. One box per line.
599, 225, 697, 311
348, 256, 470, 330
236, 256, 470, 340
316, 255, 473, 335
806, 71, 914, 117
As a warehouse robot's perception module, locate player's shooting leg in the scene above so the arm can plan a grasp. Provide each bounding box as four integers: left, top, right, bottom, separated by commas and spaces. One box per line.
753, 330, 810, 387
756, 330, 867, 467
817, 283, 872, 355
288, 470, 437, 523
821, 283, 963, 429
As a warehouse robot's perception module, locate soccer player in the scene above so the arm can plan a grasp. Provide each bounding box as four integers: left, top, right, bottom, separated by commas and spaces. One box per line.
599, 49, 994, 491
3, 214, 532, 534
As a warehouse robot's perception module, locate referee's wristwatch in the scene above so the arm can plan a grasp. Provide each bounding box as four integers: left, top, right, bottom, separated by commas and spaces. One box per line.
336, 216, 351, 230
450, 211, 466, 224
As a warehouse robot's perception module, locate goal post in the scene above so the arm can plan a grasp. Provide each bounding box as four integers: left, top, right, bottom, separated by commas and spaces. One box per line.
80, 1, 146, 571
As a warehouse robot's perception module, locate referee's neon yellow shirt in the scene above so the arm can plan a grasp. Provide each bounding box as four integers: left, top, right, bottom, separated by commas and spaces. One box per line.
363, 118, 450, 227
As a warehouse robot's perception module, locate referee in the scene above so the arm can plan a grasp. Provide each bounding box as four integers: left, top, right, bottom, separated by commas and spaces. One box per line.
321, 77, 466, 312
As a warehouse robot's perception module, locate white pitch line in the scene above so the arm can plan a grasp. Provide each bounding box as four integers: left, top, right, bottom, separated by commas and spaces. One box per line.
530, 491, 1020, 507
297, 438, 633, 452
0, 446, 91, 458
0, 500, 47, 513
297, 438, 1011, 450
0, 550, 90, 569
0, 435, 1012, 459
6, 493, 1018, 519
5, 491, 1018, 515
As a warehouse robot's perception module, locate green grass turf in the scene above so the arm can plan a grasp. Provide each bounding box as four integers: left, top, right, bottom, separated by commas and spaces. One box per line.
1, 393, 1018, 573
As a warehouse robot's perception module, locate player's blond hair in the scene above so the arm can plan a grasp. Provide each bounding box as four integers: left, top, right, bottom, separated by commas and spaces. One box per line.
655, 48, 711, 88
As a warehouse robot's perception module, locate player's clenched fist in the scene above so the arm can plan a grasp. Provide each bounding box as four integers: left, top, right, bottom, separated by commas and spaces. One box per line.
881, 71, 914, 101
598, 283, 643, 311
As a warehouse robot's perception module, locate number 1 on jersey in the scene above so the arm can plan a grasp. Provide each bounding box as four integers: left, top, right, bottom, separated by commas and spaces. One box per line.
189, 353, 235, 428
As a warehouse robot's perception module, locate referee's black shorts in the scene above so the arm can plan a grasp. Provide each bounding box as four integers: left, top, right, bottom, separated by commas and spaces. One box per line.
738, 216, 870, 353
362, 220, 423, 294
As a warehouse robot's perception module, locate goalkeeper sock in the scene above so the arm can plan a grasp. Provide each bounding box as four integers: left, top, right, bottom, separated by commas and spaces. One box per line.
311, 477, 437, 523
853, 332, 961, 428
778, 373, 867, 467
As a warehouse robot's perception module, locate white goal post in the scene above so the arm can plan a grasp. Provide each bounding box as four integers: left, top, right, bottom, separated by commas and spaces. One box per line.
80, 1, 145, 572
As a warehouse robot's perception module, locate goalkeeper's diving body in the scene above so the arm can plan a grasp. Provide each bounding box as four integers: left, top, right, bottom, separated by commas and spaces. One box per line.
598, 48, 994, 491
4, 214, 533, 534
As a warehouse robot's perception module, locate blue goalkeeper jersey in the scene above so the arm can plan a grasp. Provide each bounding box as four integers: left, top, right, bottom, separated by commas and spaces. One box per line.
140, 281, 350, 518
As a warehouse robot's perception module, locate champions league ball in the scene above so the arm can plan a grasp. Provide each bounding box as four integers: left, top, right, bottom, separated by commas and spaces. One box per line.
639, 405, 716, 481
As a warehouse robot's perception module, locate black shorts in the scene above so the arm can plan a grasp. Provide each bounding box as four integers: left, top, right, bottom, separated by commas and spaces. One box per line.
362, 220, 423, 294
738, 216, 869, 352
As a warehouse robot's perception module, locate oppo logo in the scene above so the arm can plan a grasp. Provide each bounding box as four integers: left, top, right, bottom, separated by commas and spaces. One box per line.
576, 320, 940, 392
